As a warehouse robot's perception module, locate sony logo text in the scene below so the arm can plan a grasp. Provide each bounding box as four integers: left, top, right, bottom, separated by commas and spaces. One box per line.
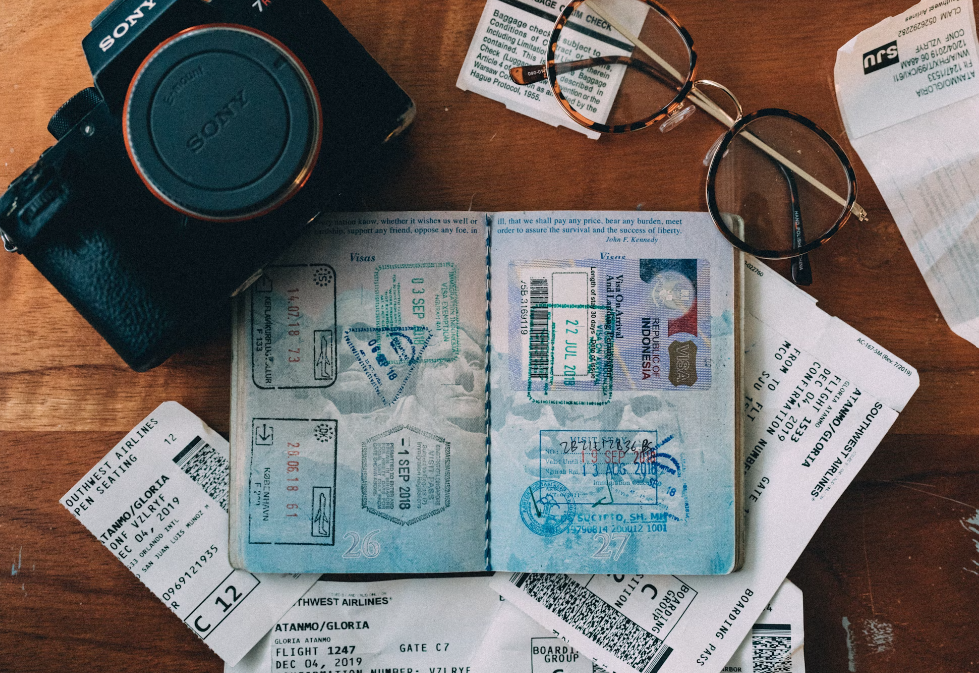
187, 90, 249, 154
99, 0, 159, 52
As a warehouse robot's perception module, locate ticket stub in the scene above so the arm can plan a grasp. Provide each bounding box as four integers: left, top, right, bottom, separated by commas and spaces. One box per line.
472, 579, 804, 673
61, 402, 319, 665
834, 0, 979, 349
835, 0, 979, 139
228, 577, 504, 673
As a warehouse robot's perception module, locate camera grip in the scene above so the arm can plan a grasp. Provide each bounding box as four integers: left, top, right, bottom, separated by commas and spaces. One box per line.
23, 227, 194, 370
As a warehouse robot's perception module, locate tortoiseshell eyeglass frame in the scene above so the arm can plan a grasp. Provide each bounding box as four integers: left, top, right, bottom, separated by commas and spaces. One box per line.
509, 0, 866, 274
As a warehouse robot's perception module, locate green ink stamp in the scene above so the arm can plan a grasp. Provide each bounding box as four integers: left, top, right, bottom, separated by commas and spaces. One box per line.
526, 303, 614, 405
374, 263, 459, 364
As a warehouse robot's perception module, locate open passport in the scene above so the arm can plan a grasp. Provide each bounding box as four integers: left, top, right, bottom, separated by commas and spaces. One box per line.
229, 211, 742, 574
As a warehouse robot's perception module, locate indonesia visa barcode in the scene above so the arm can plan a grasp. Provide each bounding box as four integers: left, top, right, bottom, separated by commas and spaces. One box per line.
173, 436, 229, 512
529, 277, 550, 380
509, 573, 672, 673
751, 623, 792, 673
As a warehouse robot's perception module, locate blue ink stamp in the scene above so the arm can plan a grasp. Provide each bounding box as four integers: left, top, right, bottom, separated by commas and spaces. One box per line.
520, 479, 576, 536
344, 326, 432, 405
539, 430, 689, 529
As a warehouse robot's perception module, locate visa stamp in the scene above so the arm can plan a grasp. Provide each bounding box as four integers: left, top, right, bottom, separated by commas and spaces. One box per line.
375, 262, 459, 363
526, 302, 614, 406
538, 430, 688, 532
361, 424, 451, 525
509, 259, 712, 397
251, 264, 337, 389
248, 418, 338, 546
520, 479, 576, 536
344, 326, 433, 406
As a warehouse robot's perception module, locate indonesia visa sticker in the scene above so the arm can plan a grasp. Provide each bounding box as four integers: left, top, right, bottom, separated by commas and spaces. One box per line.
60, 402, 318, 665
508, 258, 712, 402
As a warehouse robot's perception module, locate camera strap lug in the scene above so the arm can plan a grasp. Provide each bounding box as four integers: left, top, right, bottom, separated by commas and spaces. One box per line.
0, 156, 73, 254
0, 228, 17, 253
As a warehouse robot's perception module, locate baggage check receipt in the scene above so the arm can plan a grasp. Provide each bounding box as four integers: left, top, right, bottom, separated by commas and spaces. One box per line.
835, 0, 979, 348
61, 402, 318, 665
457, 0, 648, 139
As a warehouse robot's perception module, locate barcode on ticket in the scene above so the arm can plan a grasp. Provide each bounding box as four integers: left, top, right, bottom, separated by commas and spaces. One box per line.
173, 436, 229, 512
510, 573, 673, 673
751, 624, 792, 673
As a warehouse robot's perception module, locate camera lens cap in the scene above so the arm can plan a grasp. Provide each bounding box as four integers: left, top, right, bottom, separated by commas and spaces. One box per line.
124, 25, 322, 222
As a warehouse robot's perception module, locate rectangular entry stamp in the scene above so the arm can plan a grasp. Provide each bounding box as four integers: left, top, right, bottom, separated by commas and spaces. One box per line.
251, 264, 337, 389
526, 302, 615, 406
247, 418, 338, 546
375, 262, 459, 363
539, 429, 688, 531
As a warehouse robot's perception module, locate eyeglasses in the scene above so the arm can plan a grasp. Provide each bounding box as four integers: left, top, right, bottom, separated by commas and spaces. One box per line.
509, 0, 867, 285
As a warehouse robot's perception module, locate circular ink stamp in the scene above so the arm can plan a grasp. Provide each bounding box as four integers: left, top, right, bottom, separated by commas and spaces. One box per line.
520, 480, 576, 536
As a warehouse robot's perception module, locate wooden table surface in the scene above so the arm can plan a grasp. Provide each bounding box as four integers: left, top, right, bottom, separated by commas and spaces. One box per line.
2, 0, 978, 670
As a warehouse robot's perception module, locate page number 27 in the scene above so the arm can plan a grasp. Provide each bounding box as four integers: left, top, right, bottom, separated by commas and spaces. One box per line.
592, 532, 630, 560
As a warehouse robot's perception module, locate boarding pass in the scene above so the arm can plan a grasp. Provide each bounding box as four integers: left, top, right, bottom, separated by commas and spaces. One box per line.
61, 402, 319, 665
475, 578, 804, 673
228, 576, 803, 673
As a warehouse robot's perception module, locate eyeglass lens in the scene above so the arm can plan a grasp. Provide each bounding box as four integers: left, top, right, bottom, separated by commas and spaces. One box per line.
550, 0, 854, 262
712, 115, 850, 258
552, 0, 691, 128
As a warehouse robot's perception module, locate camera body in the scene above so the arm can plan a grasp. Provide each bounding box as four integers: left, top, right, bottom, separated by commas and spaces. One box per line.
0, 0, 415, 370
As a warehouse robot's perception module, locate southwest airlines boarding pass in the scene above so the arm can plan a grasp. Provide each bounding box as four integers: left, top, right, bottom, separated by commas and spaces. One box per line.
228, 576, 804, 673
493, 258, 918, 673
61, 402, 319, 665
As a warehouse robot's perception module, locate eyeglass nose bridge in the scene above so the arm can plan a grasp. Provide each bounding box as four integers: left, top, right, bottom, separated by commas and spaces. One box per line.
692, 79, 743, 124
690, 80, 744, 166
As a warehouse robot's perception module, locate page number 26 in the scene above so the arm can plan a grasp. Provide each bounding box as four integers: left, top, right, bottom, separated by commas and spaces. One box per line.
592, 532, 630, 560
342, 530, 381, 558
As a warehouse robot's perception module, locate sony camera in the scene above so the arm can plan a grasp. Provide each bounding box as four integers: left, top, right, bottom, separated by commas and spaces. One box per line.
0, 0, 414, 370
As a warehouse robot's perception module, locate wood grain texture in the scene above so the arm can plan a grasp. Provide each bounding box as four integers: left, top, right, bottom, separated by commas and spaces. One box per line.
1, 0, 977, 671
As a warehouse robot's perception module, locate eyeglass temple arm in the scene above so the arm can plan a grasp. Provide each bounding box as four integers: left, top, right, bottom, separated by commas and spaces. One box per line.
776, 162, 813, 285
510, 55, 678, 90
583, 1, 868, 223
